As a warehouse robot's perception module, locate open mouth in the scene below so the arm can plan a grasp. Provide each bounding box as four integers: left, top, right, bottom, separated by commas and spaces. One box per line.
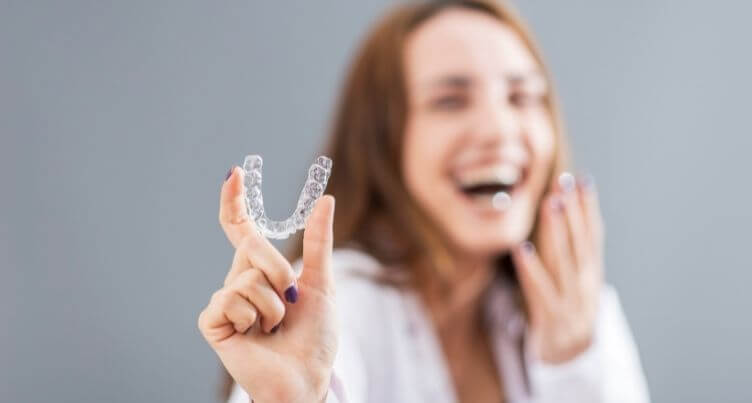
454, 166, 526, 211
460, 182, 515, 197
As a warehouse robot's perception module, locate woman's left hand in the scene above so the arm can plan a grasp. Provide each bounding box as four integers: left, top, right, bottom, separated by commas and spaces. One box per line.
511, 172, 604, 364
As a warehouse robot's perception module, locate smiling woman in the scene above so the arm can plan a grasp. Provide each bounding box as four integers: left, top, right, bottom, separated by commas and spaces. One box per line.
401, 9, 556, 263
198, 1, 650, 402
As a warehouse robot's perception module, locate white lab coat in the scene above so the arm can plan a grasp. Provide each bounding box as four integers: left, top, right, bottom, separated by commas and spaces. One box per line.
229, 248, 650, 403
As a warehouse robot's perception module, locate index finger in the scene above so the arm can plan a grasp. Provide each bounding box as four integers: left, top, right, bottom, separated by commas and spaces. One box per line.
219, 166, 254, 248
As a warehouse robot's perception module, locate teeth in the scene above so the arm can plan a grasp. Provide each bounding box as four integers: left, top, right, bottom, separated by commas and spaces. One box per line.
457, 164, 521, 188
496, 166, 520, 186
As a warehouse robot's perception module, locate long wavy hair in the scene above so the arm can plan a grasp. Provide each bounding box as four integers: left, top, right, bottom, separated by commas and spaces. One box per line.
221, 0, 571, 399
289, 0, 570, 284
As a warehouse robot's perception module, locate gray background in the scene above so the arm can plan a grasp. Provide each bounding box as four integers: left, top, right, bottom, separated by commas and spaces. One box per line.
2, 1, 750, 402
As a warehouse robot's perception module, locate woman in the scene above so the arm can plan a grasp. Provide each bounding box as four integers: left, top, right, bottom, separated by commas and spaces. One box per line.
198, 1, 650, 402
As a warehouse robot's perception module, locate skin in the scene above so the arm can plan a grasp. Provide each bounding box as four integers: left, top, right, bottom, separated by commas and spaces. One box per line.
200, 168, 337, 403
401, 9, 603, 403
199, 8, 604, 403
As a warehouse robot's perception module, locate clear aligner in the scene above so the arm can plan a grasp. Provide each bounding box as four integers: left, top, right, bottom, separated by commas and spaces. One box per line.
242, 154, 332, 240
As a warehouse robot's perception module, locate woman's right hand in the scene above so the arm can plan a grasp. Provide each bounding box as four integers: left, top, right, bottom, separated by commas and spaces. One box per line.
198, 167, 338, 403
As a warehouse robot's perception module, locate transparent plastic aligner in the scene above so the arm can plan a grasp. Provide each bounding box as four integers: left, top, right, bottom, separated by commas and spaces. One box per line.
242, 154, 332, 240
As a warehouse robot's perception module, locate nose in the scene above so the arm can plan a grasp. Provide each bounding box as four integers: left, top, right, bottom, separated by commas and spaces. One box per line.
472, 89, 522, 146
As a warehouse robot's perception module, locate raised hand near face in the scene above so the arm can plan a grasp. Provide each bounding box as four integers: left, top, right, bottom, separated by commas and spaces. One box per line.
512, 173, 604, 363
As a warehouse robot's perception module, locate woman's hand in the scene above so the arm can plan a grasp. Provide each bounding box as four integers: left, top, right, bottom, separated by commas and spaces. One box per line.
198, 167, 338, 403
512, 172, 604, 364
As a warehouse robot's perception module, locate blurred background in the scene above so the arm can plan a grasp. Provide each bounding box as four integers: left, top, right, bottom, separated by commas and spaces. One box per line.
2, 1, 751, 402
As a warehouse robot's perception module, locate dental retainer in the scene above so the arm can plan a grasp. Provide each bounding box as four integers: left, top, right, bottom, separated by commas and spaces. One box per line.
242, 154, 332, 240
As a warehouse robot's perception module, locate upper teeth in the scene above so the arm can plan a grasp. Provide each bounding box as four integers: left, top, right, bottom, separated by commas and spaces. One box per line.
457, 165, 521, 188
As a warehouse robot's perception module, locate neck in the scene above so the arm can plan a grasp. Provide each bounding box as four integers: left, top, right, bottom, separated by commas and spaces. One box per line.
419, 253, 497, 345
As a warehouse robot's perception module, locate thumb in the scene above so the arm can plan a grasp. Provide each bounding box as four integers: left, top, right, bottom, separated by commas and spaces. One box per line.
300, 195, 335, 293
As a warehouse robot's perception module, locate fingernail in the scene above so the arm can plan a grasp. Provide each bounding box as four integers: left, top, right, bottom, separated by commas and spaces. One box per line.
579, 173, 595, 190
549, 195, 564, 212
271, 324, 280, 333
521, 241, 535, 255
284, 284, 298, 304
558, 172, 576, 193
225, 166, 234, 182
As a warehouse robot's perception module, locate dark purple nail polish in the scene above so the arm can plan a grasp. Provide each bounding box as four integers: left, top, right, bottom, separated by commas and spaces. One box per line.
284, 284, 298, 303
522, 241, 535, 255
225, 166, 234, 182
271, 324, 280, 333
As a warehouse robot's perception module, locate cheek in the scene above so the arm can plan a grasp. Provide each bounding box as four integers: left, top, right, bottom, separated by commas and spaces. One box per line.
402, 117, 457, 196
526, 113, 556, 172
402, 116, 469, 243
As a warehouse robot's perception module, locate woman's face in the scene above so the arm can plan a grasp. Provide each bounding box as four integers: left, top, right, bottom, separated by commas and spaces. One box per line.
402, 9, 555, 261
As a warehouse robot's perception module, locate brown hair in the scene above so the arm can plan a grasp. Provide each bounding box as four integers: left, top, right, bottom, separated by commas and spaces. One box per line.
289, 0, 570, 283
220, 0, 570, 399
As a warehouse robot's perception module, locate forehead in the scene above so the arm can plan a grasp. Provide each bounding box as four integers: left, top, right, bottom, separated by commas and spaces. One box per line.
404, 8, 539, 85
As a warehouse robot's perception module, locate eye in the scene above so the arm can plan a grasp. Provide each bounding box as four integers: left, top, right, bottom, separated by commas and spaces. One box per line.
509, 92, 544, 108
432, 95, 467, 110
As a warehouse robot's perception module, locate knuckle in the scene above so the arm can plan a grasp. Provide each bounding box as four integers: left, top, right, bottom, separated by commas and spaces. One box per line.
247, 307, 258, 324
197, 309, 208, 331
233, 269, 263, 293
260, 296, 286, 326
269, 297, 286, 323
214, 289, 233, 309
241, 232, 263, 250
209, 289, 223, 304
228, 211, 249, 226
237, 242, 258, 263
244, 268, 264, 285
235, 315, 253, 331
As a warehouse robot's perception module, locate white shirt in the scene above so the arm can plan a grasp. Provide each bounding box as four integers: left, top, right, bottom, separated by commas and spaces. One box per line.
229, 248, 650, 403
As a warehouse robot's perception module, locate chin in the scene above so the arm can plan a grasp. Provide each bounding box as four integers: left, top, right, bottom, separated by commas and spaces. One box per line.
451, 220, 531, 260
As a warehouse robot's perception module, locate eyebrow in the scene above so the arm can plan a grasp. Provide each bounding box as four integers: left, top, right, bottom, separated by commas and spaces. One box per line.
424, 75, 473, 90
422, 71, 546, 91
